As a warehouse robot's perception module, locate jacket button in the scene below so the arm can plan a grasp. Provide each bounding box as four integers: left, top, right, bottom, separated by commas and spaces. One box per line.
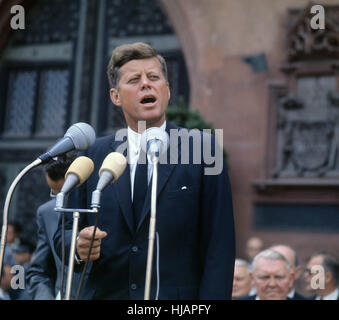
131, 283, 137, 290
132, 246, 138, 253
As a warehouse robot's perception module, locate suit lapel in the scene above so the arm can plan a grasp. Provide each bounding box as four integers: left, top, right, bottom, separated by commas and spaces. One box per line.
110, 135, 134, 235
136, 122, 180, 232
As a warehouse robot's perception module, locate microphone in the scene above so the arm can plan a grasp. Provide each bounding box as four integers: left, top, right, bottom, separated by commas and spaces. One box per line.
38, 122, 96, 164
140, 127, 169, 162
140, 127, 169, 300
0, 125, 94, 283
91, 152, 127, 208
56, 156, 94, 209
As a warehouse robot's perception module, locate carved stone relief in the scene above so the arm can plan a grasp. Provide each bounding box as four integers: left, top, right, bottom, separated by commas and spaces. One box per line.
272, 5, 339, 178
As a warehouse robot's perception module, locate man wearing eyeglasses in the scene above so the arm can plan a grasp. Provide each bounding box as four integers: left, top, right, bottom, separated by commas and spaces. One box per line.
303, 252, 339, 300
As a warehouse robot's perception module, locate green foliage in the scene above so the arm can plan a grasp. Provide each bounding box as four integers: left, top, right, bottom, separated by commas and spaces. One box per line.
166, 97, 215, 132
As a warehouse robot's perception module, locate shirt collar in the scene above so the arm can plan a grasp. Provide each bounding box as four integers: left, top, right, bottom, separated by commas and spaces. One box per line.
287, 288, 295, 299
316, 288, 339, 300
127, 120, 166, 151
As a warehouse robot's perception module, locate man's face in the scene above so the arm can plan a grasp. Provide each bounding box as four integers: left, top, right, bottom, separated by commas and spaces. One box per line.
246, 237, 263, 261
110, 57, 170, 132
14, 252, 31, 265
6, 225, 15, 243
46, 174, 64, 196
232, 265, 252, 298
251, 258, 293, 300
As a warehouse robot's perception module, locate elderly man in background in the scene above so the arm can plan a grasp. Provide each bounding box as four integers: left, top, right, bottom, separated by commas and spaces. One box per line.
238, 249, 295, 300
232, 259, 252, 299
304, 252, 339, 300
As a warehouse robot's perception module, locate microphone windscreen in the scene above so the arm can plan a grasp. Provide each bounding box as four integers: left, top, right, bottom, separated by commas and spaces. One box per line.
65, 156, 94, 186
65, 122, 96, 151
99, 152, 127, 183
140, 127, 169, 155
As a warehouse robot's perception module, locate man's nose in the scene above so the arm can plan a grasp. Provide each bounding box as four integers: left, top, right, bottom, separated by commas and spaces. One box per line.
267, 277, 278, 287
140, 74, 151, 88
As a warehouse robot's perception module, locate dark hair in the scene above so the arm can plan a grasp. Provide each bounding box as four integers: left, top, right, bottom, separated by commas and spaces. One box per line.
8, 221, 22, 234
107, 42, 168, 89
310, 251, 339, 285
44, 150, 77, 181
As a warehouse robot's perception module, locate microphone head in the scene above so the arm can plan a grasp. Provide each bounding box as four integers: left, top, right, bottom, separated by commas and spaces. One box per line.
65, 122, 96, 151
99, 152, 127, 183
140, 127, 169, 156
65, 156, 94, 186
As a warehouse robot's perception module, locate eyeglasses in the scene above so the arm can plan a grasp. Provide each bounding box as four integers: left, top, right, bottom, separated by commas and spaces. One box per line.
303, 266, 325, 276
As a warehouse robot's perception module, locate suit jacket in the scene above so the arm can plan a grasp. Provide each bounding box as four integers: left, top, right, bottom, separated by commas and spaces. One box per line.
53, 122, 235, 300
27, 199, 83, 299
237, 294, 307, 300
290, 291, 307, 300
310, 290, 339, 300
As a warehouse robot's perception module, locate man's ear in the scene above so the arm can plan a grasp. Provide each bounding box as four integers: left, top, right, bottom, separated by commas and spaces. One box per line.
110, 88, 122, 106
324, 271, 333, 285
166, 82, 171, 102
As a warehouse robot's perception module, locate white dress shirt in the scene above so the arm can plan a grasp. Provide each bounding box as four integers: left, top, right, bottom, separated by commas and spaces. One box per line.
127, 121, 166, 201
315, 288, 339, 300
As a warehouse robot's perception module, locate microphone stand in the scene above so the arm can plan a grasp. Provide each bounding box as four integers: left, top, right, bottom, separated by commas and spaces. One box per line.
144, 155, 159, 300
54, 207, 98, 300
0, 158, 42, 281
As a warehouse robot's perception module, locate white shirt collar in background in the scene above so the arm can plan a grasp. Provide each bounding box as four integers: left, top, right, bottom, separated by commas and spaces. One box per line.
316, 288, 339, 300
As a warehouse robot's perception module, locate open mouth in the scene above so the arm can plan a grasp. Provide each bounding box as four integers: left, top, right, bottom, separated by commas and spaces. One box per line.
140, 95, 157, 105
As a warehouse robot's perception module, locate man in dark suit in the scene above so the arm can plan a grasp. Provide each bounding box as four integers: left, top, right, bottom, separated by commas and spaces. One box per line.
303, 252, 339, 300
26, 151, 81, 299
54, 42, 235, 300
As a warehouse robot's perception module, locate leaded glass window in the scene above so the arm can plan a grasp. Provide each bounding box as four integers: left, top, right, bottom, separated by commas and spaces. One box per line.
2, 67, 70, 138
3, 70, 37, 137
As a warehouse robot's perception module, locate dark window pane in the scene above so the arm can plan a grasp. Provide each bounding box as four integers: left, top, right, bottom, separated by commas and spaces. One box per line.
3, 70, 37, 137
36, 69, 69, 137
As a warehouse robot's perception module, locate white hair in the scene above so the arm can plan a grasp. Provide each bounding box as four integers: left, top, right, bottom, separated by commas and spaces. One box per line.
235, 259, 252, 273
251, 249, 291, 272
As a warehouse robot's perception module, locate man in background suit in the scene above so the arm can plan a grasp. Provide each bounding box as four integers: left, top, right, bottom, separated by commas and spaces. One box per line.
54, 42, 235, 300
232, 259, 252, 299
27, 151, 80, 299
304, 251, 339, 300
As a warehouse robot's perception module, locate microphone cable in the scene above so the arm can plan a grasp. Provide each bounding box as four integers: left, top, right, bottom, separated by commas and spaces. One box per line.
75, 210, 100, 300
